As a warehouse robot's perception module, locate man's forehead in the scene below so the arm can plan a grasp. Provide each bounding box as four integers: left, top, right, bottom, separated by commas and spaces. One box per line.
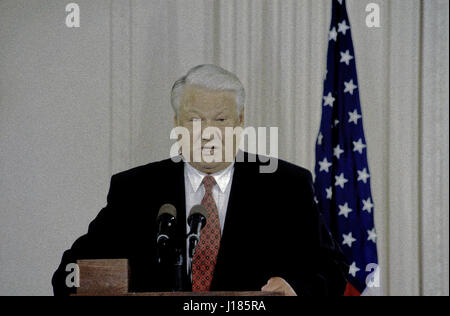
181, 85, 236, 109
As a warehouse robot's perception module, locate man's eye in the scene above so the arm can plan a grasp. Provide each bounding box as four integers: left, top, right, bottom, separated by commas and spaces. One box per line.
216, 118, 226, 122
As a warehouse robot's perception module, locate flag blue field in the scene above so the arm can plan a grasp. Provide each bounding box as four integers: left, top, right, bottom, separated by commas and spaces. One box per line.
314, 0, 379, 296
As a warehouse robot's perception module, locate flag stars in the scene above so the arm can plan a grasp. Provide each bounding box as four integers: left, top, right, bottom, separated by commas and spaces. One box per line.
353, 138, 367, 154
342, 232, 357, 248
349, 262, 360, 277
338, 202, 352, 218
338, 20, 350, 35
362, 198, 374, 213
357, 168, 370, 183
340, 50, 354, 66
323, 92, 335, 107
334, 145, 344, 159
317, 132, 324, 145
326, 187, 333, 200
335, 173, 348, 189
368, 228, 377, 243
319, 158, 333, 173
348, 109, 362, 124
315, 1, 379, 275
329, 27, 338, 42
344, 79, 358, 95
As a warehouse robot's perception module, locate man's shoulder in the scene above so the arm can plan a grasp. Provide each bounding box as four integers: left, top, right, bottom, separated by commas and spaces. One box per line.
111, 158, 181, 184
244, 152, 313, 181
274, 157, 312, 178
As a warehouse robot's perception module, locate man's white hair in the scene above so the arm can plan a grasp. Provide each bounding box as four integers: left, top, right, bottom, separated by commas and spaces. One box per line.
171, 64, 245, 116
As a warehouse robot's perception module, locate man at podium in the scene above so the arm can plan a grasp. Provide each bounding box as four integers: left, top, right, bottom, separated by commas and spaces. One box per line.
52, 64, 349, 296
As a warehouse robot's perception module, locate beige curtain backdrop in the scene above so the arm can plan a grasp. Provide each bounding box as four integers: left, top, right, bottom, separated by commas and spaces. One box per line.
0, 0, 448, 295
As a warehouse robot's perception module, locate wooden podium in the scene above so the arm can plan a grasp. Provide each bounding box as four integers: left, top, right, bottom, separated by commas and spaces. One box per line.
74, 259, 282, 296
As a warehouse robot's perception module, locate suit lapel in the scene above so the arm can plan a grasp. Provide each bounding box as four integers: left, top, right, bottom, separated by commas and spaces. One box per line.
211, 153, 255, 289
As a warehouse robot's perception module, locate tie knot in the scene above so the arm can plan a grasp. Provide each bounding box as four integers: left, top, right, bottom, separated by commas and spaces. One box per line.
202, 175, 216, 193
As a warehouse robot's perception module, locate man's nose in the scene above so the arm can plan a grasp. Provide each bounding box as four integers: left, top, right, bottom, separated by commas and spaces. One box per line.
201, 119, 215, 132
202, 119, 214, 128
201, 125, 213, 141
201, 120, 221, 140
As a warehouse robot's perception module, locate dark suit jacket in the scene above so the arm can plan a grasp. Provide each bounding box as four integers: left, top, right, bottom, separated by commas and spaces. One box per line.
52, 152, 349, 296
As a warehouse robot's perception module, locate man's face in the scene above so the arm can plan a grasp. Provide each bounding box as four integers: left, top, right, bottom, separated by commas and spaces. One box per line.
175, 84, 244, 174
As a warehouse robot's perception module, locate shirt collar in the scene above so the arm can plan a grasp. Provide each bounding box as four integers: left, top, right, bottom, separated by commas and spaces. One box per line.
185, 161, 235, 193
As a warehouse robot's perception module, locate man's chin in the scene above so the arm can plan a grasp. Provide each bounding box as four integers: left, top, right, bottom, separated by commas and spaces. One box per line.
191, 161, 230, 174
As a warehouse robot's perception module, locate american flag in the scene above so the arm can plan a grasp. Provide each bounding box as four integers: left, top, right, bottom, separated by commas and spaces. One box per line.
314, 0, 379, 296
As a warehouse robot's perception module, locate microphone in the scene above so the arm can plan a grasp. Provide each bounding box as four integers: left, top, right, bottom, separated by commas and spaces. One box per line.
187, 205, 208, 259
156, 204, 177, 255
156, 204, 185, 292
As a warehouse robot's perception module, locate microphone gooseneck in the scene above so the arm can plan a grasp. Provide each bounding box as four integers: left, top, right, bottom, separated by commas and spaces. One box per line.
155, 203, 184, 291
187, 204, 208, 259
156, 204, 177, 260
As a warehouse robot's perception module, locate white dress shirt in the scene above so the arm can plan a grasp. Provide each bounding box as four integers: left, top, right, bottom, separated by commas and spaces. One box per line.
184, 161, 235, 234
184, 161, 235, 276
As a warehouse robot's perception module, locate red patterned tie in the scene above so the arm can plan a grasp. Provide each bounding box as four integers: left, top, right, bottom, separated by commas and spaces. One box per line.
191, 175, 221, 292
